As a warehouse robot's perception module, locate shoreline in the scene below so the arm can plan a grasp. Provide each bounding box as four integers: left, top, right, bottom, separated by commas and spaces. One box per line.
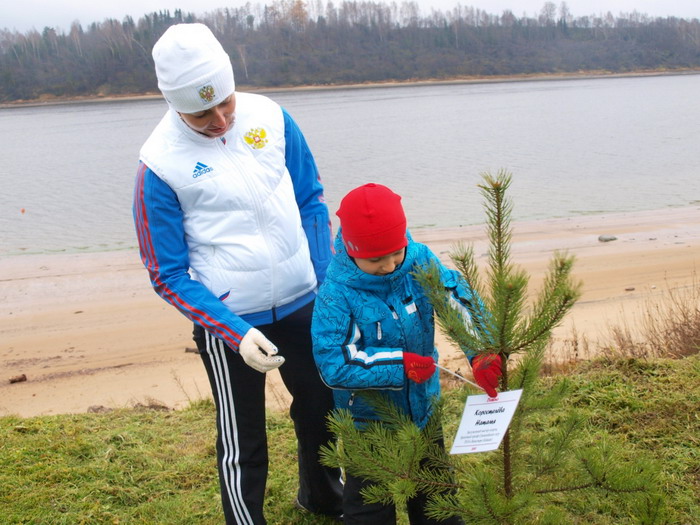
3, 202, 699, 260
2, 68, 699, 109
1, 205, 698, 418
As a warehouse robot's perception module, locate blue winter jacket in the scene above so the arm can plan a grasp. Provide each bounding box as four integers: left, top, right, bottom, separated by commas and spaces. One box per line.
312, 231, 487, 428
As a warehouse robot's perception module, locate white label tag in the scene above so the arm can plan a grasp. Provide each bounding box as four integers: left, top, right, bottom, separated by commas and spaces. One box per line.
450, 389, 523, 454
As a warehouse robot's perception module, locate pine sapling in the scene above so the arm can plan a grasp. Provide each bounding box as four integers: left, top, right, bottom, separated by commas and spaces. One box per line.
320, 170, 664, 524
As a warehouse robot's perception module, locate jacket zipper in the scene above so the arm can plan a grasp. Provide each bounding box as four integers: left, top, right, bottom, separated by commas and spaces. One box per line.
220, 139, 278, 305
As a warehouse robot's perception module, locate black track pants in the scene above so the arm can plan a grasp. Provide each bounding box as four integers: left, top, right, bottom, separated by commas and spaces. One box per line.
194, 301, 343, 524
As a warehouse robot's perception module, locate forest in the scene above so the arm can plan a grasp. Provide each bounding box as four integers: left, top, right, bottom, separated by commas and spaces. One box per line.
1, 1, 699, 103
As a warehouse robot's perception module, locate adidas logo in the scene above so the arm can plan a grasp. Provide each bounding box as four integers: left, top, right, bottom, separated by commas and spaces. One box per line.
192, 162, 213, 178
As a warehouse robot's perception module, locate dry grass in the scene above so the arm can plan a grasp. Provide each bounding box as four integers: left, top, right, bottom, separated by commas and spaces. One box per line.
545, 273, 700, 372
636, 275, 700, 357
542, 324, 594, 376
601, 273, 700, 359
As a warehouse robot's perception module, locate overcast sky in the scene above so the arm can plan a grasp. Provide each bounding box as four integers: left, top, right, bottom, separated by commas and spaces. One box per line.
2, 0, 699, 33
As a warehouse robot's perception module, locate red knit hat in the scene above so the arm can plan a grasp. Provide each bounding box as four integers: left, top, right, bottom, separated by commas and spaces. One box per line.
336, 183, 408, 258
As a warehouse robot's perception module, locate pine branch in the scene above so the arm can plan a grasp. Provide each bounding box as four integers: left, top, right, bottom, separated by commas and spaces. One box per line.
450, 242, 485, 300
510, 295, 577, 355
479, 170, 514, 280
479, 171, 524, 359
531, 411, 585, 477
323, 395, 470, 505
508, 340, 546, 393
452, 467, 533, 524
634, 493, 666, 525
513, 252, 581, 353
489, 272, 528, 357
534, 438, 659, 496
534, 481, 596, 495
320, 409, 415, 487
518, 377, 570, 413
414, 262, 491, 354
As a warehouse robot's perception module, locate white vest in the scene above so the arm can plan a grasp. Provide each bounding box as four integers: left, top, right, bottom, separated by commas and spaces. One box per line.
140, 92, 317, 316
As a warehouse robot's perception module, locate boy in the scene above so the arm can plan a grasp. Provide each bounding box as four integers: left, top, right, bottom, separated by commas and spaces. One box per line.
312, 183, 501, 524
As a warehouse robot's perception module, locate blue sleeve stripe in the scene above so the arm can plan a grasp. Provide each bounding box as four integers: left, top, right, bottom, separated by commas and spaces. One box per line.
133, 164, 244, 347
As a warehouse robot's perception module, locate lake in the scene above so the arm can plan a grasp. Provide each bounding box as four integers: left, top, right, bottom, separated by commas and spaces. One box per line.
1, 73, 699, 256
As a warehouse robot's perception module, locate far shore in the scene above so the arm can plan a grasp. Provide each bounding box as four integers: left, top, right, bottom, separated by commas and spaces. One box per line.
2, 68, 700, 109
1, 205, 698, 418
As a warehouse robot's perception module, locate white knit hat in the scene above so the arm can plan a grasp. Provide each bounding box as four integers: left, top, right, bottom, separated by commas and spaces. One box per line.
152, 23, 235, 113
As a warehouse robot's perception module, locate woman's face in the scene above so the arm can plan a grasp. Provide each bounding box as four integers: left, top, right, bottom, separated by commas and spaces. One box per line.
179, 94, 236, 138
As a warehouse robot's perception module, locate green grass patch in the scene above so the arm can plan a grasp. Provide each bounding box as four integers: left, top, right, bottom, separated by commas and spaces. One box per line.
532, 354, 700, 524
1, 399, 337, 524
2, 355, 698, 524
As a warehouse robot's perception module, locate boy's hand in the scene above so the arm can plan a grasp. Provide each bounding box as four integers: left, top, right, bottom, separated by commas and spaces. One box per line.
238, 328, 285, 373
403, 352, 436, 384
471, 354, 502, 397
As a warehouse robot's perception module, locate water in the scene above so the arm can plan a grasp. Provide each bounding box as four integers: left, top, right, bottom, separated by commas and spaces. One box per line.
1, 74, 699, 256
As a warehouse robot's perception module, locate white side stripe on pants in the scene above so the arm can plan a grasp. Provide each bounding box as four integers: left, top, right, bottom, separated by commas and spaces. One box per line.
206, 332, 254, 525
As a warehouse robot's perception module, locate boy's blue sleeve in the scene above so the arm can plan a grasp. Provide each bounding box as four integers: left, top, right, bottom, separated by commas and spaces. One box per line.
282, 108, 332, 285
132, 162, 252, 350
312, 284, 406, 390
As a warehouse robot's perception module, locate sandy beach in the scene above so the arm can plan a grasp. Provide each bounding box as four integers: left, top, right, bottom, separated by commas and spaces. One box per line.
1, 206, 698, 418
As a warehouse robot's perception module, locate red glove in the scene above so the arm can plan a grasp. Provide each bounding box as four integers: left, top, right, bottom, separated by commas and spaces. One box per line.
471, 354, 502, 398
403, 352, 436, 384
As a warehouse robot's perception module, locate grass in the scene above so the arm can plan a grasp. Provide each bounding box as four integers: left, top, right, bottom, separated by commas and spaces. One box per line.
542, 355, 700, 524
606, 274, 700, 359
1, 397, 342, 524
2, 281, 699, 524
2, 355, 698, 524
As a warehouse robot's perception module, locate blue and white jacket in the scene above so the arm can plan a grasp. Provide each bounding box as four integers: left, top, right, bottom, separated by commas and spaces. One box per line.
133, 92, 331, 350
312, 231, 487, 428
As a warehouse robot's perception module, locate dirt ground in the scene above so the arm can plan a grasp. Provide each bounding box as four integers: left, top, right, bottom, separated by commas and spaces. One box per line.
1, 206, 698, 417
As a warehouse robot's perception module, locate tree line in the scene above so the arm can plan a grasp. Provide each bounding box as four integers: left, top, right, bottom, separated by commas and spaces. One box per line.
1, 1, 699, 103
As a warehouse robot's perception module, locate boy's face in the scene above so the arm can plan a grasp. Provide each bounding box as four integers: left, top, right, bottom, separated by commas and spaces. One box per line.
354, 248, 406, 276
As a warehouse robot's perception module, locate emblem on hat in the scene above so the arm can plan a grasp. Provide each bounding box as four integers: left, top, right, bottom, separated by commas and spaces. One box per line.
345, 240, 360, 253
198, 84, 216, 103
244, 128, 268, 149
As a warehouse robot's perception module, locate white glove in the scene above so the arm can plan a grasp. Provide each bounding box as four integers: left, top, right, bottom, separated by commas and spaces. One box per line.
238, 328, 285, 373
